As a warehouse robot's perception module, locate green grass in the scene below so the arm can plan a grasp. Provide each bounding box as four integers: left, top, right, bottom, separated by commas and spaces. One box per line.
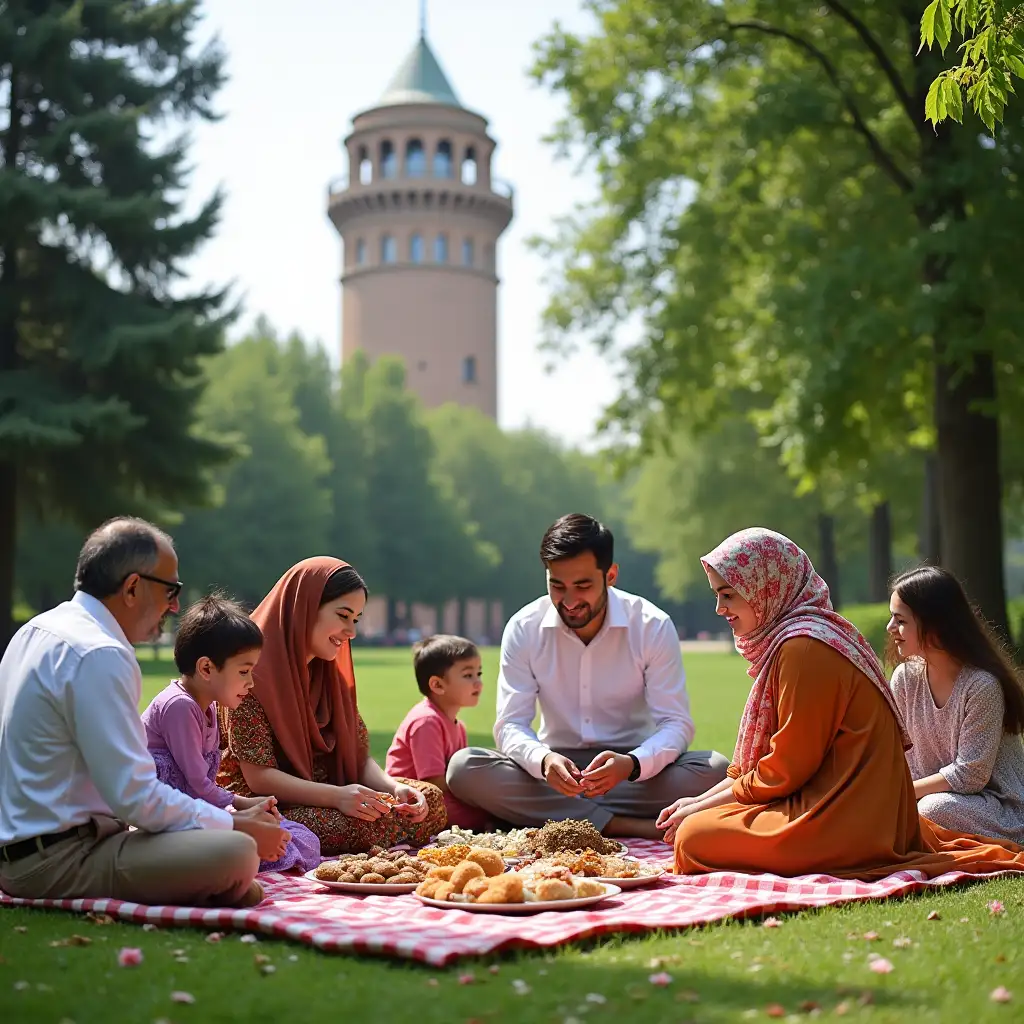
2, 649, 1022, 1023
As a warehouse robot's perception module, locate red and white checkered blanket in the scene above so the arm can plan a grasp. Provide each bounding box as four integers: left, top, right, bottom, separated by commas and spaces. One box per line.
0, 840, 1010, 966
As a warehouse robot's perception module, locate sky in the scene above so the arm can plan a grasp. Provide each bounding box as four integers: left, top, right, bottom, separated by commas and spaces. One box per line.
184, 0, 622, 447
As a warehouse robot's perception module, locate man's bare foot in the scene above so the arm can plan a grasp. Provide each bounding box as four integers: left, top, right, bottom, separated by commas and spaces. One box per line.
603, 815, 662, 841
238, 880, 265, 907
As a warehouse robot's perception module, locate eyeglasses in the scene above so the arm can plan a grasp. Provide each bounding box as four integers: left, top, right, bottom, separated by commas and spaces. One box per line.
135, 573, 183, 602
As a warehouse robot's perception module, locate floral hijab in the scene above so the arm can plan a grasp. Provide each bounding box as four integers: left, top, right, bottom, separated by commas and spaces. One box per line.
702, 528, 910, 774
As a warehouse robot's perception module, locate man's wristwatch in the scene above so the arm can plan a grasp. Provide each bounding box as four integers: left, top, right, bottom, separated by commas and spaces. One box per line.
627, 754, 642, 782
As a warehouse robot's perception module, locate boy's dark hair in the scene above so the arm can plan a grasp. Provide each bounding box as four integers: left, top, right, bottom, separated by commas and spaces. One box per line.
173, 594, 264, 676
887, 565, 1024, 734
539, 513, 614, 572
413, 634, 479, 696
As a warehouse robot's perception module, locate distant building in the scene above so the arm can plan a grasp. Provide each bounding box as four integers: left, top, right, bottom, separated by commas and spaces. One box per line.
327, 26, 514, 420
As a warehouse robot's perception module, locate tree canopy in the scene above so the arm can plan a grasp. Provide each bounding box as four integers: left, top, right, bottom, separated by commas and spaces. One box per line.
531, 0, 1024, 635
0, 0, 233, 645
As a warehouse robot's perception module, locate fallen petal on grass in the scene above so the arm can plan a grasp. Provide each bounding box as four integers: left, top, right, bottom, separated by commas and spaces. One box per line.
926, 910, 940, 921
991, 987, 1013, 1003
117, 948, 143, 967
763, 917, 782, 929
50, 935, 91, 948
84, 913, 114, 926
585, 993, 607, 1004
240, 934, 258, 943
458, 973, 475, 985
170, 992, 195, 1004
648, 972, 673, 986
988, 900, 1006, 916
892, 937, 913, 949
834, 1002, 850, 1016
489, 965, 500, 975
205, 933, 224, 944
765, 1005, 786, 1018
868, 958, 894, 974
141, 924, 157, 932
862, 931, 880, 941
512, 979, 531, 995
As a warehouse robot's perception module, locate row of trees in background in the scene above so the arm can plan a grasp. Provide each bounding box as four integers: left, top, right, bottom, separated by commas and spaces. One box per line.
531, 0, 1024, 638
17, 317, 919, 638
14, 320, 709, 636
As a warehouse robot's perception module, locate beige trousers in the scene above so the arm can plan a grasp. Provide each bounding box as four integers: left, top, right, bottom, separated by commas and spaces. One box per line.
0, 816, 259, 907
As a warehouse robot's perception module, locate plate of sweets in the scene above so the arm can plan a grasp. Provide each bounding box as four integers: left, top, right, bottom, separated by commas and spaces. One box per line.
413, 848, 620, 914
421, 825, 538, 863
307, 846, 431, 894
514, 850, 668, 890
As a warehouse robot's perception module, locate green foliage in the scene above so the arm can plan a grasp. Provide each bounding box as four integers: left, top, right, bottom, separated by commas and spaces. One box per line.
842, 602, 895, 661
921, 1, 1024, 129
530, 0, 1024, 632
0, 0, 233, 642
173, 330, 334, 606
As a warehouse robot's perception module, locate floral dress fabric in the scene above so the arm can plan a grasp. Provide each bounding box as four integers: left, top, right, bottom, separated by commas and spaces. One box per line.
218, 694, 447, 855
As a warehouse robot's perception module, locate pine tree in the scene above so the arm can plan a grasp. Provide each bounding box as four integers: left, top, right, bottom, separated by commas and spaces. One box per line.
0, 1, 232, 647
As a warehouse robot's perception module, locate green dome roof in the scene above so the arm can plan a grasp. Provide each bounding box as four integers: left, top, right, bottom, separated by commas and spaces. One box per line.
378, 36, 461, 108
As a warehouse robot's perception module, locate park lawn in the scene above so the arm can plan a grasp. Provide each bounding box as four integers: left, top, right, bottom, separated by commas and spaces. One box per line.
1, 650, 1022, 1023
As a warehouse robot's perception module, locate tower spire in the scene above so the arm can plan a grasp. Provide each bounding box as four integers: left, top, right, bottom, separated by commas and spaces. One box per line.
419, 0, 427, 39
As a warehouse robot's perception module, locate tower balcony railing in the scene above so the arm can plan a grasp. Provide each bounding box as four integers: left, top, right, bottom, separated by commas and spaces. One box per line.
327, 171, 514, 203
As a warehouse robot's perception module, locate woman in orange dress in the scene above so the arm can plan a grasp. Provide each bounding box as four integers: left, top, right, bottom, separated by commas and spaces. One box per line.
218, 557, 446, 855
657, 528, 1024, 880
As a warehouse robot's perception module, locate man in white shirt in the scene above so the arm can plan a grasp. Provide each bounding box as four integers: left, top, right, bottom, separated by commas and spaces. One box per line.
0, 517, 286, 906
447, 513, 729, 839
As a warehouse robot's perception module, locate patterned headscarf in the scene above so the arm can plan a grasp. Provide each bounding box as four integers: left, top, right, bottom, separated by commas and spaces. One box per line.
702, 528, 910, 774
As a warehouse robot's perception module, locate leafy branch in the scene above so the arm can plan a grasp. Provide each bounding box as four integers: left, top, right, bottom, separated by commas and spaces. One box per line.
920, 0, 1024, 130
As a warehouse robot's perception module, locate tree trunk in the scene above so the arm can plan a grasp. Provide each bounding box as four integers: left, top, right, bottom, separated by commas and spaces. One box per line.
919, 451, 941, 564
934, 353, 1009, 636
816, 513, 841, 610
0, 464, 15, 652
868, 501, 893, 602
907, 16, 1009, 638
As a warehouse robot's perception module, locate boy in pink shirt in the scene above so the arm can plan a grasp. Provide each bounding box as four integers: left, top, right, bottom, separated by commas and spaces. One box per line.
386, 635, 492, 831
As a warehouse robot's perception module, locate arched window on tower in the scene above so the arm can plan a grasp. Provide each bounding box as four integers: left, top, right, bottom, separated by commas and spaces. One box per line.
461, 146, 478, 185
355, 238, 367, 265
410, 233, 424, 263
434, 140, 453, 178
380, 140, 397, 180
406, 138, 426, 178
381, 234, 397, 263
357, 145, 372, 185
462, 356, 477, 384
485, 243, 495, 271
434, 233, 449, 262
462, 237, 475, 267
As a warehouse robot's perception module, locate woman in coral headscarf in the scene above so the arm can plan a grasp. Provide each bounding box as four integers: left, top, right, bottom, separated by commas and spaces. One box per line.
657, 528, 1024, 880
218, 558, 446, 854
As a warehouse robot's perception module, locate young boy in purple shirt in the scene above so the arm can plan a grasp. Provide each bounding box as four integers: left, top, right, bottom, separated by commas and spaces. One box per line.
142, 595, 320, 873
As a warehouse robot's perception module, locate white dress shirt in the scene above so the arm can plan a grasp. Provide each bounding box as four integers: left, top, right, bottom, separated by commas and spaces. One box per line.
493, 587, 694, 781
0, 591, 232, 846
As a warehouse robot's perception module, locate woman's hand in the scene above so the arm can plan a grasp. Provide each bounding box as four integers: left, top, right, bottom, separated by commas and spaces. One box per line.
656, 796, 699, 845
392, 783, 429, 822
335, 785, 393, 821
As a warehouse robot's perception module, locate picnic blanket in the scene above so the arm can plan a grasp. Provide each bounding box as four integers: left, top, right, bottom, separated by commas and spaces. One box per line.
0, 840, 1011, 966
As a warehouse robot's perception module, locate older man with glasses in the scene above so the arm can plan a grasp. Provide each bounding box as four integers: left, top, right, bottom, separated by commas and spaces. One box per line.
0, 517, 285, 907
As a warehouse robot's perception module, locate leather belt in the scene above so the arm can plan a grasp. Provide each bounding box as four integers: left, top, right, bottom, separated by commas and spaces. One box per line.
0, 826, 81, 863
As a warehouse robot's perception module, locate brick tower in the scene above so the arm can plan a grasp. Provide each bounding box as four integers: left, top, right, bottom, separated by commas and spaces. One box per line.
327, 23, 514, 419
